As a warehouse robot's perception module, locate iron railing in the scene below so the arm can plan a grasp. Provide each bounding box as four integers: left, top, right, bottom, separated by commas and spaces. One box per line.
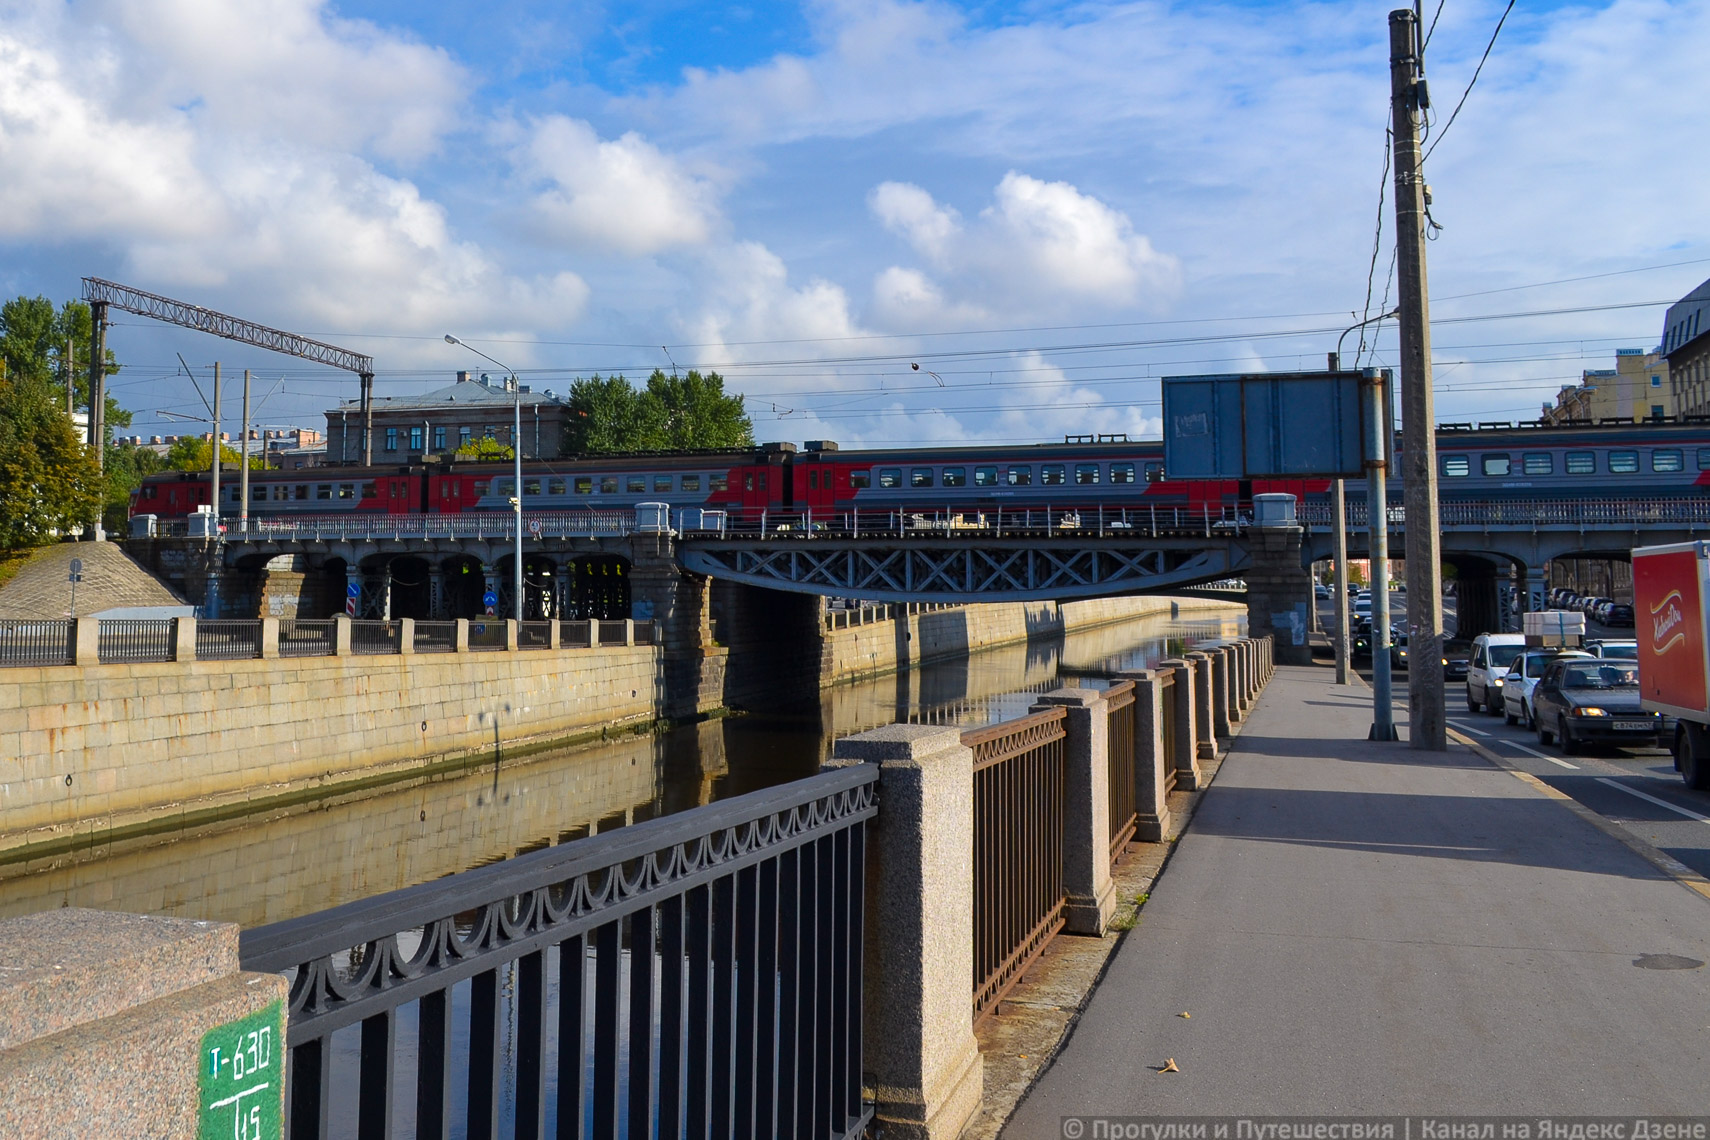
1159, 669, 1179, 793
279, 619, 336, 658
633, 621, 656, 647
467, 620, 507, 652
1298, 498, 1710, 530
714, 503, 1248, 541
1105, 680, 1138, 858
597, 622, 630, 647
350, 621, 401, 655
561, 620, 592, 649
519, 621, 552, 649
412, 621, 457, 653
232, 511, 635, 542
963, 706, 1068, 1022
239, 764, 878, 1140
97, 618, 175, 663
0, 620, 74, 668
195, 619, 263, 660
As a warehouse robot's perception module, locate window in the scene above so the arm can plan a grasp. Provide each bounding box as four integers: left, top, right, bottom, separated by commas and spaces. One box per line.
574, 477, 592, 494
1653, 374, 1664, 388
1007, 465, 1032, 486
681, 474, 701, 492
385, 428, 398, 451
339, 484, 356, 500
459, 427, 472, 448
1110, 462, 1135, 484
1041, 464, 1065, 485
474, 480, 490, 496
294, 485, 309, 501
524, 479, 542, 495
496, 478, 514, 497
1565, 451, 1596, 475
1481, 454, 1511, 477
1608, 450, 1639, 474
849, 470, 869, 489
434, 427, 446, 451
316, 484, 332, 500
974, 466, 998, 487
1144, 462, 1163, 483
1522, 453, 1553, 475
600, 476, 618, 494
252, 484, 267, 501
709, 474, 726, 492
1698, 448, 1710, 471
942, 467, 966, 487
548, 478, 565, 495
655, 475, 674, 492
484, 425, 497, 439
878, 468, 902, 488
807, 470, 818, 490
1441, 455, 1470, 477
409, 427, 423, 451
227, 484, 240, 502
744, 473, 754, 491
911, 468, 934, 488
272, 485, 288, 501
1652, 449, 1684, 472
1075, 463, 1100, 485
628, 475, 647, 493
758, 472, 768, 491
1652, 404, 1666, 419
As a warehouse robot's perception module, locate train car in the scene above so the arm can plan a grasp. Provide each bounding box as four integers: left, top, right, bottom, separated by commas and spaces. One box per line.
1425, 422, 1710, 501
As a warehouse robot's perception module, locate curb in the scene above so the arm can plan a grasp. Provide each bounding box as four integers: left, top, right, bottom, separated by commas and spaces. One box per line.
1446, 727, 1710, 907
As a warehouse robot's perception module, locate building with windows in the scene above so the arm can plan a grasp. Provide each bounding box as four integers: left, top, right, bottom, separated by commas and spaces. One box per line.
1538, 349, 1670, 424
323, 373, 569, 465
1664, 277, 1710, 418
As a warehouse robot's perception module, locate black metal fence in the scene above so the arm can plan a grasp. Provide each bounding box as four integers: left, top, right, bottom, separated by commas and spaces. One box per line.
519, 621, 552, 649
964, 706, 1067, 1022
412, 621, 457, 653
239, 764, 878, 1140
96, 618, 175, 664
0, 620, 73, 667
1159, 669, 1179, 793
467, 620, 508, 652
350, 621, 401, 656
195, 619, 264, 660
1104, 680, 1138, 857
280, 619, 336, 658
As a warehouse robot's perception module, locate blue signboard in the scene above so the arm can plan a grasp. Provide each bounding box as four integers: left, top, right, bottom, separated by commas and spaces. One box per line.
1161, 370, 1387, 479
482, 591, 498, 608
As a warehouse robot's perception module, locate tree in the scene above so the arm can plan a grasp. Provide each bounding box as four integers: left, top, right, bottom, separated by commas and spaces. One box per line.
563, 375, 652, 454
0, 296, 128, 442
101, 442, 166, 535
454, 436, 515, 461
163, 437, 267, 471
639, 369, 754, 450
0, 373, 102, 549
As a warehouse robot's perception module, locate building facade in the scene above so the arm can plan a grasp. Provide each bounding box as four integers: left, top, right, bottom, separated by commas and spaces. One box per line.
1665, 278, 1710, 418
324, 373, 570, 465
1539, 349, 1671, 424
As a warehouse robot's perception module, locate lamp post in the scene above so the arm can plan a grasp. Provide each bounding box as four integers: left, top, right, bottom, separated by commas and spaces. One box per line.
445, 335, 524, 623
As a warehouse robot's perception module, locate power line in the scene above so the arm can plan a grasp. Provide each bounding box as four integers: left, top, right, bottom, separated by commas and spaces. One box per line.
1421, 0, 1515, 165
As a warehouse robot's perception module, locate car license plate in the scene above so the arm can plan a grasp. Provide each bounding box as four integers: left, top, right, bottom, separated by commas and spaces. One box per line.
1613, 720, 1655, 731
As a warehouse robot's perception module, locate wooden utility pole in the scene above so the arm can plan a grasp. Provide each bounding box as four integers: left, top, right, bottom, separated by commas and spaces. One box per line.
211, 362, 222, 529
1390, 8, 1446, 750
87, 302, 107, 541
239, 369, 252, 533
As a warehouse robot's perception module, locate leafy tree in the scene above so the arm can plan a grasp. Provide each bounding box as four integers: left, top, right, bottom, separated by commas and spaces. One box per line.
0, 296, 128, 442
639, 369, 754, 450
163, 436, 268, 471
0, 373, 103, 549
454, 435, 515, 461
563, 375, 652, 454
101, 442, 167, 535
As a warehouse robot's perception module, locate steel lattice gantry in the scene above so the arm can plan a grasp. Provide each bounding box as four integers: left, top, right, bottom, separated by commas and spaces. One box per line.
676, 534, 1248, 603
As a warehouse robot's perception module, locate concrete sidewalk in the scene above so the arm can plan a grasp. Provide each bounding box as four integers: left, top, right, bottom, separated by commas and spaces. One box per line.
1002, 665, 1710, 1131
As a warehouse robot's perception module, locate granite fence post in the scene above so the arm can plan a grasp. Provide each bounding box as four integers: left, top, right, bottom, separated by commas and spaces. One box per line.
332, 614, 352, 656
1032, 688, 1117, 936
453, 618, 469, 653
1232, 640, 1251, 710
0, 909, 287, 1138
826, 725, 983, 1140
548, 620, 561, 650
1157, 658, 1202, 789
1206, 646, 1233, 737
1185, 651, 1216, 760
588, 618, 600, 647
259, 617, 279, 660
71, 618, 99, 666
505, 619, 519, 651
1121, 671, 1174, 841
170, 616, 197, 663
625, 618, 636, 647
397, 617, 415, 656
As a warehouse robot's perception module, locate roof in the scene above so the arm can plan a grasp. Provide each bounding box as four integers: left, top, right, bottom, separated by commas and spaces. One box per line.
333, 378, 565, 414
1663, 276, 1710, 360
0, 542, 188, 618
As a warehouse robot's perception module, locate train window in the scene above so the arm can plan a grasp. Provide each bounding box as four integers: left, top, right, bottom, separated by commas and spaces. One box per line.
758, 472, 768, 491
295, 485, 309, 500
524, 479, 542, 495
807, 471, 818, 490
340, 484, 357, 500
142, 485, 157, 499
942, 467, 966, 487
575, 477, 592, 494
709, 474, 727, 492
1652, 449, 1683, 472
1007, 466, 1032, 486
655, 475, 673, 492
1144, 463, 1163, 483
474, 480, 490, 496
252, 485, 267, 501
273, 486, 288, 501
1565, 452, 1595, 474
1608, 450, 1639, 474
227, 485, 240, 502
1111, 462, 1135, 484
317, 484, 333, 499
1041, 465, 1066, 486
1441, 455, 1469, 477
601, 476, 618, 494
1481, 454, 1510, 477
849, 470, 870, 489
744, 473, 755, 491
1698, 448, 1710, 471
628, 475, 647, 493
549, 478, 566, 495
974, 466, 998, 487
681, 475, 701, 492
1522, 453, 1553, 475
1075, 464, 1100, 485
496, 479, 514, 497
879, 469, 902, 489
911, 468, 934, 488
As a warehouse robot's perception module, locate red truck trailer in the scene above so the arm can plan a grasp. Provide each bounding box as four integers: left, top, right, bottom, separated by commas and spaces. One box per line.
1633, 541, 1710, 787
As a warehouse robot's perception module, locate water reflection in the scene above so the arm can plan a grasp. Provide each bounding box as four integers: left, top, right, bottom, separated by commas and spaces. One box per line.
0, 609, 1240, 927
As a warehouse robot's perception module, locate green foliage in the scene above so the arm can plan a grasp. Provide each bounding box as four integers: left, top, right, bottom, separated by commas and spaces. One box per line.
0, 296, 128, 440
101, 442, 167, 535
562, 369, 754, 454
0, 373, 103, 549
163, 436, 268, 471
454, 435, 516, 461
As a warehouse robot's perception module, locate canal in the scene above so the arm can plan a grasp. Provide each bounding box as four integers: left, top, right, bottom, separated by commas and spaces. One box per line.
0, 607, 1241, 928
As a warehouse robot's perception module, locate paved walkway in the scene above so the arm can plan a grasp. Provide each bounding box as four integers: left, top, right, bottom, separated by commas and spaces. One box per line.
1004, 665, 1710, 1130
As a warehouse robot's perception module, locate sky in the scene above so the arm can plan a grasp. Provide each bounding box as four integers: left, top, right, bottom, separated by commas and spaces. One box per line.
2, 0, 1707, 449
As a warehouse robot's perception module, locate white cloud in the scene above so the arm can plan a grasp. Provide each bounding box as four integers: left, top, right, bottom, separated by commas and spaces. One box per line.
675, 240, 863, 360
518, 116, 721, 255
869, 181, 959, 262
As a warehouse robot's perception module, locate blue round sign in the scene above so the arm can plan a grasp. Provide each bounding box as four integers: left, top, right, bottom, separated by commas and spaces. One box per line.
482, 591, 498, 607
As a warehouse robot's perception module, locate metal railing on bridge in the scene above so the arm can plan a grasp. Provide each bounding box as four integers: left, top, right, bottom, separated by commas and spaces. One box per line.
97, 618, 175, 664
824, 600, 963, 630
227, 511, 637, 541
711, 503, 1251, 541
1298, 498, 1710, 529
0, 619, 74, 667
238, 763, 878, 1140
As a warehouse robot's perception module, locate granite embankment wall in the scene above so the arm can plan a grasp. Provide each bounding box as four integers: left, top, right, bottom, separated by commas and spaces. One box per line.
820, 595, 1241, 685
0, 646, 660, 864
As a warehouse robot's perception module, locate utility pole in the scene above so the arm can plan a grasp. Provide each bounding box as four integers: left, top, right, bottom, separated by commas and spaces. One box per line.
211, 363, 222, 531
1328, 352, 1351, 685
239, 369, 252, 533
1390, 8, 1445, 750
87, 301, 107, 541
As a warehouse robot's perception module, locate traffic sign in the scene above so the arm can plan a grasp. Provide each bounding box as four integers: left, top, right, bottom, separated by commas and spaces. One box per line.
482, 590, 498, 608
346, 581, 360, 598
528, 519, 542, 537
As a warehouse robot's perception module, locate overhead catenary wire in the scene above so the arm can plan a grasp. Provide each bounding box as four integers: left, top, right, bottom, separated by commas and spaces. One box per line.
1421, 0, 1515, 165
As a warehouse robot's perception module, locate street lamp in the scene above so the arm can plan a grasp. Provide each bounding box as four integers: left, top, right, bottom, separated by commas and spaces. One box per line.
444, 334, 524, 623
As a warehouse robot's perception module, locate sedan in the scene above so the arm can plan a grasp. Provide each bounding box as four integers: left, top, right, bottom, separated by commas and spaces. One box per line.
1531, 658, 1661, 753
1501, 649, 1592, 728
1604, 603, 1634, 628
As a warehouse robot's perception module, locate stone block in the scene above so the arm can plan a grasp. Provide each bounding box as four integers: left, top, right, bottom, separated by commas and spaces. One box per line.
171, 617, 197, 663
71, 619, 98, 666
1121, 671, 1174, 841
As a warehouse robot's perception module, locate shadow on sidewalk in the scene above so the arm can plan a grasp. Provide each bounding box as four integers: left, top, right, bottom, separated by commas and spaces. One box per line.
1230, 732, 1491, 769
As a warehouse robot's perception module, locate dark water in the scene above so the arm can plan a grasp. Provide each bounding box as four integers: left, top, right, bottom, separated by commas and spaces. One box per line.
0, 609, 1241, 929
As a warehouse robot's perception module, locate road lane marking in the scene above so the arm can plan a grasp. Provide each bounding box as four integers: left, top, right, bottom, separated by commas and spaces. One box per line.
1595, 777, 1710, 824
1446, 719, 1489, 737
1497, 738, 1578, 769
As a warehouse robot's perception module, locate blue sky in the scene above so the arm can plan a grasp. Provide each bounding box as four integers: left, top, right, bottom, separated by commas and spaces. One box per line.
2, 0, 1706, 447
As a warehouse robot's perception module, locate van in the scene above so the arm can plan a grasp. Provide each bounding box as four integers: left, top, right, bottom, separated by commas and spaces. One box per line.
1466, 632, 1526, 715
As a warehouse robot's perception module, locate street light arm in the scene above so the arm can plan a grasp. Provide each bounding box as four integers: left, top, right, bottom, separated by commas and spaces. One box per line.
443, 334, 515, 379
1336, 307, 1402, 368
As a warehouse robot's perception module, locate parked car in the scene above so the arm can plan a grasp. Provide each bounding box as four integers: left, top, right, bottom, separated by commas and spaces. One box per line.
1467, 632, 1527, 714
1442, 654, 1469, 681
1502, 649, 1592, 728
1603, 603, 1635, 628
1531, 657, 1660, 752
1315, 583, 1332, 599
